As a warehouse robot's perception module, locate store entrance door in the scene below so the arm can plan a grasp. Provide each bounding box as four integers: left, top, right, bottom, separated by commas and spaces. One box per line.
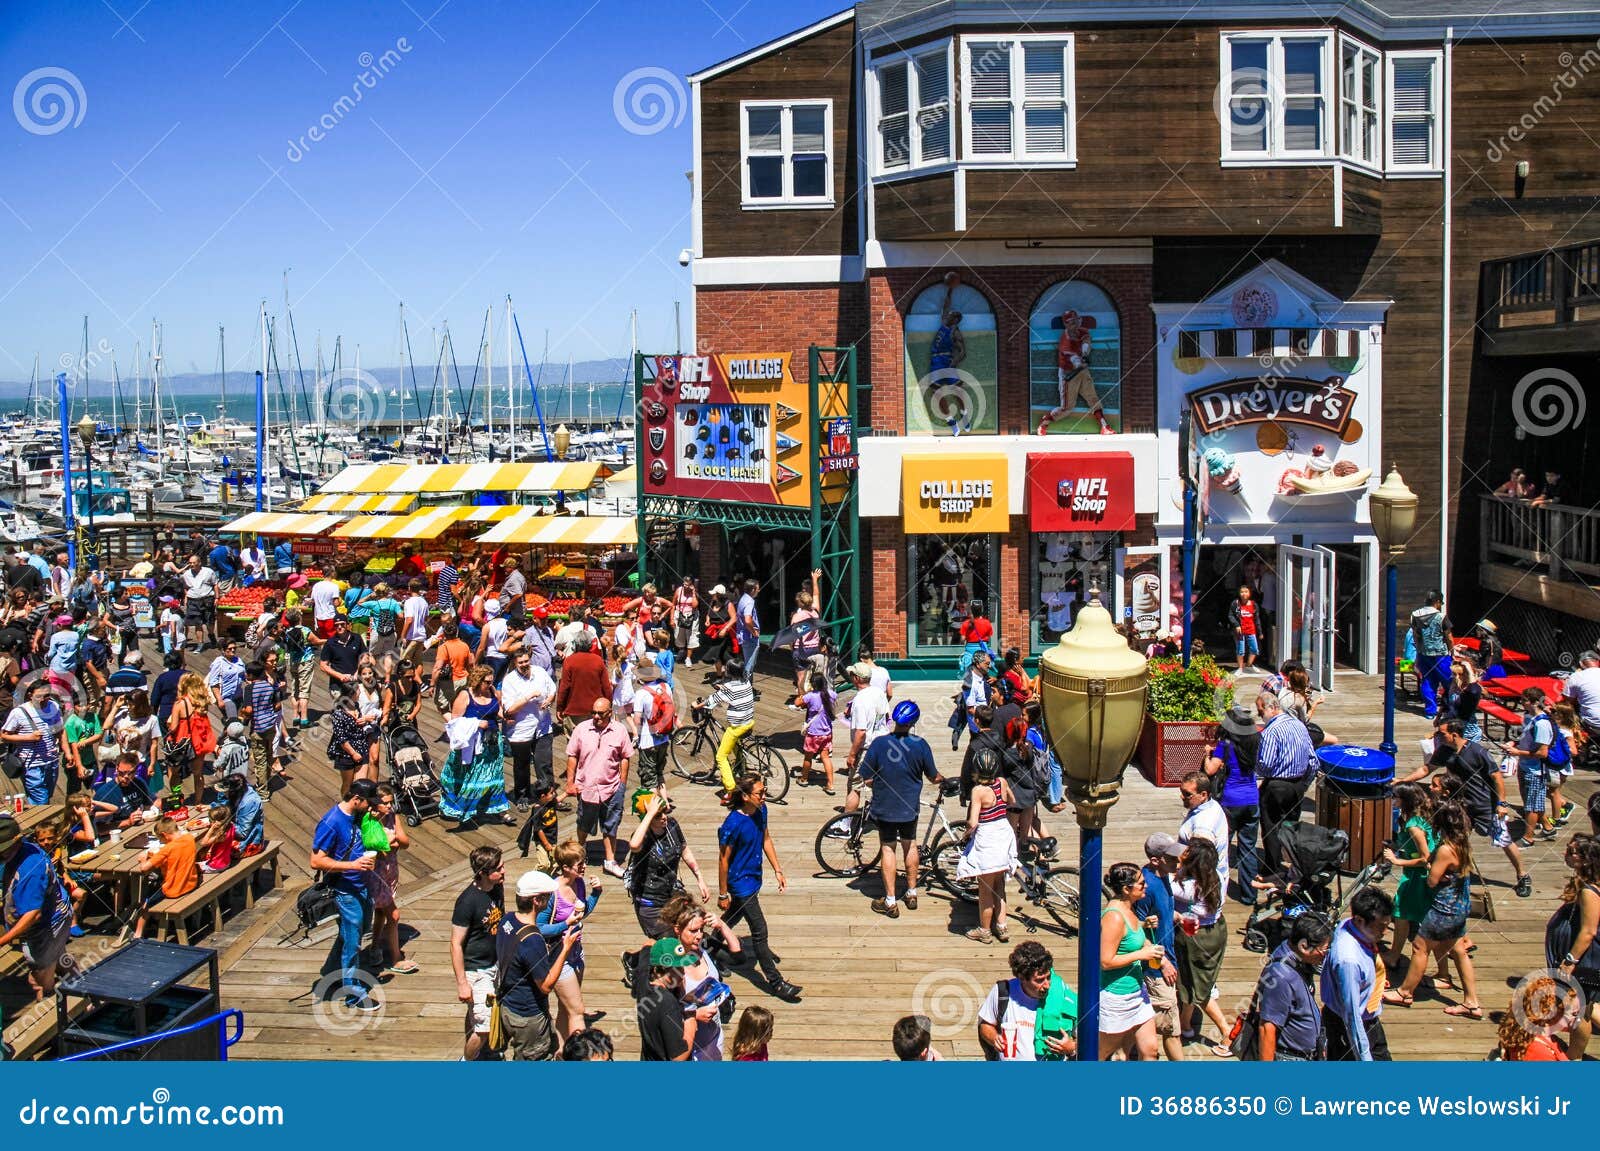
1276, 544, 1336, 691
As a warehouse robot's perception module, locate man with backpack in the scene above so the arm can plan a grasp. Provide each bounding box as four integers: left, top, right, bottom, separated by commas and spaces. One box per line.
1250, 913, 1332, 1060
976, 941, 1078, 1061
629, 661, 675, 795
502, 647, 557, 812
364, 581, 402, 662
280, 609, 319, 730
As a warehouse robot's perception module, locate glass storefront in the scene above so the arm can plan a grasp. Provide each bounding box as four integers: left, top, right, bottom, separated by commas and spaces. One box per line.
907, 533, 999, 652
1032, 532, 1115, 648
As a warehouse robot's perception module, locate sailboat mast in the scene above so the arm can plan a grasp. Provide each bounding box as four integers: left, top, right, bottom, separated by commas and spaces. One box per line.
485, 304, 493, 453
152, 323, 164, 485
219, 324, 227, 429
506, 296, 515, 462
260, 300, 270, 510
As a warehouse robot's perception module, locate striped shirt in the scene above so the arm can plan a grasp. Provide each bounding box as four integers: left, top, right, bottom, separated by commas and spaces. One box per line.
247, 679, 281, 733
436, 564, 460, 610
708, 679, 756, 726
1255, 712, 1314, 781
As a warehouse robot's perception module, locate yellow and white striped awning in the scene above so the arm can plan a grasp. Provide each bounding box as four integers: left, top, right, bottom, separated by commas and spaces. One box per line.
605, 465, 636, 491
331, 505, 519, 540
472, 513, 638, 547
221, 512, 348, 536
319, 461, 602, 495
301, 492, 419, 514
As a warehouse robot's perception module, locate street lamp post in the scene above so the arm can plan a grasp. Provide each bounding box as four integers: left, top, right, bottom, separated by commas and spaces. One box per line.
1368, 466, 1419, 758
1037, 590, 1150, 1058
75, 412, 98, 570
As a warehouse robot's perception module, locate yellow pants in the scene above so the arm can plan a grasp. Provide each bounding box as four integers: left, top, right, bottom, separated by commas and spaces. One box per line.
717, 720, 754, 790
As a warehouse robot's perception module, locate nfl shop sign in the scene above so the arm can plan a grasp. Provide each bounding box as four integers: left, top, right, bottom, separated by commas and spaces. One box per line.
902, 453, 1009, 533
1027, 452, 1135, 531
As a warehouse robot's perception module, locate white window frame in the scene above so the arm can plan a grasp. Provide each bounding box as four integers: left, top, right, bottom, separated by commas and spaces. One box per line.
959, 33, 1077, 167
739, 99, 835, 209
1337, 35, 1382, 172
869, 40, 955, 179
1385, 49, 1444, 176
1219, 30, 1335, 164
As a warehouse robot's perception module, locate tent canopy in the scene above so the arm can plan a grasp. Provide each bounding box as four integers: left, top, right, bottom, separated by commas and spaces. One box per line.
302, 492, 418, 514
472, 512, 638, 547
331, 505, 518, 540
220, 511, 348, 536
320, 461, 602, 495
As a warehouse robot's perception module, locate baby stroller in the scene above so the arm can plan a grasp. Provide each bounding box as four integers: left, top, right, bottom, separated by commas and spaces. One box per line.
385, 721, 441, 826
1241, 822, 1385, 953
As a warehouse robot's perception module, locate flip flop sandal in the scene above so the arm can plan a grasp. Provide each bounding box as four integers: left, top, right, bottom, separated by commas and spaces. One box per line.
1210, 1043, 1234, 1058
1381, 989, 1414, 1007
1443, 1004, 1484, 1019
383, 961, 420, 976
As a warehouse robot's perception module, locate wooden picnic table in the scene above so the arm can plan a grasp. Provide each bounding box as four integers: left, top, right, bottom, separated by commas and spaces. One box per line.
8, 802, 59, 837
1481, 674, 1566, 701
1455, 635, 1534, 663
68, 828, 160, 915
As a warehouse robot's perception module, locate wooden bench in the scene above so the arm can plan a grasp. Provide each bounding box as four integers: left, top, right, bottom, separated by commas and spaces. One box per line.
1479, 699, 1522, 741
145, 843, 282, 945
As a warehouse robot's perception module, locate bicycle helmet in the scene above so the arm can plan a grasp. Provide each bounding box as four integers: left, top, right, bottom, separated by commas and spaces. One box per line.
891, 699, 921, 727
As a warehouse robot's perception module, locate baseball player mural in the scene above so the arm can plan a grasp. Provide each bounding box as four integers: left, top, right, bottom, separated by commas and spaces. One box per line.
1038, 308, 1114, 436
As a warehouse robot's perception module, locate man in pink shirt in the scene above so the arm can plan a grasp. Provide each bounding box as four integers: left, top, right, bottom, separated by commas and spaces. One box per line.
565, 697, 633, 876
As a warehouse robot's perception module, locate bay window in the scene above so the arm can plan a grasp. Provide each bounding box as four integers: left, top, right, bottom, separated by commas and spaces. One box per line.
1220, 32, 1332, 161
1339, 37, 1381, 167
871, 41, 953, 175
961, 35, 1076, 163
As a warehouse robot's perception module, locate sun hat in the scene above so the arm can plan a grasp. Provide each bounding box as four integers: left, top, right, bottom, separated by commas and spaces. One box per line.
649, 937, 697, 968
485, 598, 502, 617
1219, 705, 1258, 739
516, 870, 558, 898
635, 661, 664, 684
286, 573, 308, 590
1476, 618, 1497, 633
1143, 832, 1185, 860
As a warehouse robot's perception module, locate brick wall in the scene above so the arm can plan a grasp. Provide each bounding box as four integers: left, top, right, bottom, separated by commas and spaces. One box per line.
867, 518, 905, 659
694, 283, 869, 386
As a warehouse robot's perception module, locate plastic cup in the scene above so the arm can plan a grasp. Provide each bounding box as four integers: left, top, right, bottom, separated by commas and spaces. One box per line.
1146, 943, 1165, 971
110, 828, 122, 844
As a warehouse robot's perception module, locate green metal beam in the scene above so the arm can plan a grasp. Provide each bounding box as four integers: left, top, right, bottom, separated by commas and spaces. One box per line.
809, 345, 861, 666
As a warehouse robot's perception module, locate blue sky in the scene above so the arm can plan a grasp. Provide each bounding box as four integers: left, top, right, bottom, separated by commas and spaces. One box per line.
0, 0, 842, 382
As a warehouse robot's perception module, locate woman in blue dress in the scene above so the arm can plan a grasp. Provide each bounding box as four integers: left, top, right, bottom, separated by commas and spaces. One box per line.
441, 664, 513, 825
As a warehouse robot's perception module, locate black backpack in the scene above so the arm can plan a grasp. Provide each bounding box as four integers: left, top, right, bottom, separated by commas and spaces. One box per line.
284, 880, 339, 944
978, 978, 1011, 1060
374, 605, 398, 637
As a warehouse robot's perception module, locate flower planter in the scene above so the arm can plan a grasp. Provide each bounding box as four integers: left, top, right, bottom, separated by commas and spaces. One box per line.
1136, 719, 1219, 788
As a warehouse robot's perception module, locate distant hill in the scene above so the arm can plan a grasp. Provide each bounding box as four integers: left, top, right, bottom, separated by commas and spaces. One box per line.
0, 358, 633, 396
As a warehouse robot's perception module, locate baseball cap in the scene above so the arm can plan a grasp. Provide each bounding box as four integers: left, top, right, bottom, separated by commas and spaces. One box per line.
709, 584, 726, 596
516, 870, 558, 898
0, 813, 20, 855
847, 661, 873, 680
1143, 832, 1185, 860
225, 721, 246, 741
348, 779, 379, 802
648, 937, 697, 968
485, 599, 502, 617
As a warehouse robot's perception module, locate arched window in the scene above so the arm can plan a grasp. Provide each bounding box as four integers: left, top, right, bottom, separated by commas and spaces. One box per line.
903, 280, 998, 435
1028, 280, 1122, 434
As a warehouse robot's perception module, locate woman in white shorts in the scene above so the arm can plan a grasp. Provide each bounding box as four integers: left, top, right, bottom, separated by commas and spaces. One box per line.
1099, 862, 1160, 1059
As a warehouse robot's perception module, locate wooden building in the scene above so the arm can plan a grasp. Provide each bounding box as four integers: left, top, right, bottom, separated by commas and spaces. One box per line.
682, 0, 1600, 676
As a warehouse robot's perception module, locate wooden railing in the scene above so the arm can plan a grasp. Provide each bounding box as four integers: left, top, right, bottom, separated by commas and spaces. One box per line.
1482, 239, 1600, 331
1480, 494, 1600, 580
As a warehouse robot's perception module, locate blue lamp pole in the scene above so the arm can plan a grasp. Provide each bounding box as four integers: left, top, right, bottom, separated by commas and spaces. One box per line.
57, 373, 76, 570
1369, 467, 1418, 759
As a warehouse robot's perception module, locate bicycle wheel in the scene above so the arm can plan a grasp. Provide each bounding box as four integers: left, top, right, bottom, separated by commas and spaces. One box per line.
813, 813, 868, 878
927, 828, 979, 905
749, 741, 791, 802
669, 725, 707, 780
1034, 863, 1082, 933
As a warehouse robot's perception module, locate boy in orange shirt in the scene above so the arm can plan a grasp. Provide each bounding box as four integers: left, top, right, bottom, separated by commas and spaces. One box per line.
128, 817, 201, 940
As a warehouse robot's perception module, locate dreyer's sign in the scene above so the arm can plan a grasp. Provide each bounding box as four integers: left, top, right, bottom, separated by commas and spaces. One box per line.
1187, 376, 1358, 438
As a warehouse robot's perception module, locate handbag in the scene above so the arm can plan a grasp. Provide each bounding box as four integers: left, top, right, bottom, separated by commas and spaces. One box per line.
1, 749, 22, 780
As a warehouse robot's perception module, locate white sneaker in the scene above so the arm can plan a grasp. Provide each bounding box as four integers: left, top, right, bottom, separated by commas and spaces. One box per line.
603, 860, 626, 878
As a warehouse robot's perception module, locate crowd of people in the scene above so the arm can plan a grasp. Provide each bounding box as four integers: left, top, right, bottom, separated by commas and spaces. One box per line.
3, 532, 1596, 1064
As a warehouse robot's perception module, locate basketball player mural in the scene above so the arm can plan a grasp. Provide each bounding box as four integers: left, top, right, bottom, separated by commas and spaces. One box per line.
1037, 309, 1114, 436
926, 271, 969, 431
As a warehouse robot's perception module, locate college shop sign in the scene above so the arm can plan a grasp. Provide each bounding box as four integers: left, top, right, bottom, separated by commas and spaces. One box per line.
1187, 376, 1359, 439
902, 453, 1010, 534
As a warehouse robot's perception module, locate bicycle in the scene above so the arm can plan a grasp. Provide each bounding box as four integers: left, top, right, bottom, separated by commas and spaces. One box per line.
813, 779, 977, 902
1009, 835, 1081, 936
669, 704, 791, 802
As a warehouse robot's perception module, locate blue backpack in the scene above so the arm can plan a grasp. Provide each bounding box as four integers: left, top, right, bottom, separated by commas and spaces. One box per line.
1540, 715, 1572, 768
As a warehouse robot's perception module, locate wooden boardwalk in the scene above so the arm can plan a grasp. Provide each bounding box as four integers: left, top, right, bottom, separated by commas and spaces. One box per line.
8, 642, 1592, 1060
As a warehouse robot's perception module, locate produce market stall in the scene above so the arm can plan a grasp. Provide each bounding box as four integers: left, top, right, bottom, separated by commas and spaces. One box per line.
318, 460, 602, 496
300, 492, 419, 514
218, 511, 348, 536
472, 512, 639, 614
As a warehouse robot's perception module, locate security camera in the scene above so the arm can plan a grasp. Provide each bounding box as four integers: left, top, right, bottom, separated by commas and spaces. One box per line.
678, 248, 692, 267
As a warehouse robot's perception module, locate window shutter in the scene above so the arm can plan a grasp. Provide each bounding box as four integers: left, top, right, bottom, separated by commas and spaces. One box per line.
1390, 57, 1435, 167
1024, 107, 1066, 154
916, 51, 951, 161
880, 62, 909, 117
877, 63, 911, 170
